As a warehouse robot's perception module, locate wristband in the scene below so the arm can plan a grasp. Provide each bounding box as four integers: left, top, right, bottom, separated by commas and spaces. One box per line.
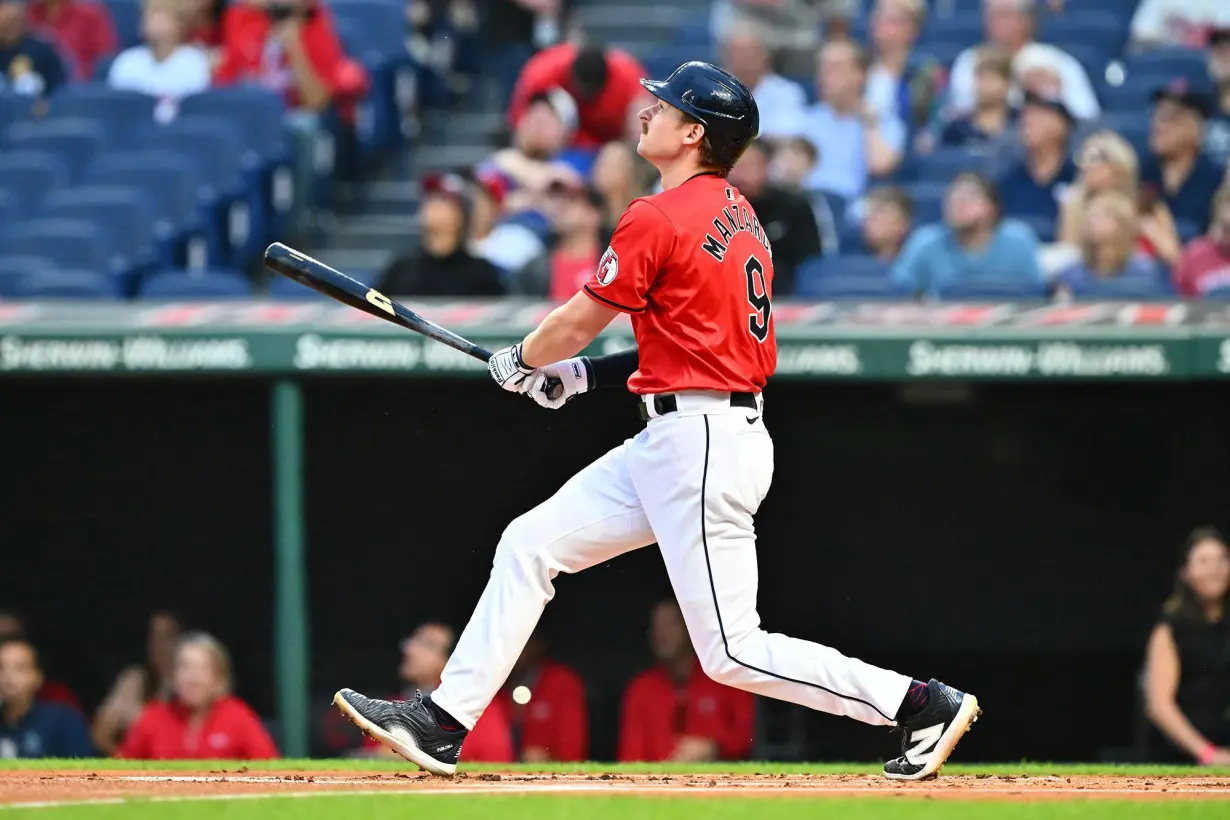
1198, 742, 1218, 765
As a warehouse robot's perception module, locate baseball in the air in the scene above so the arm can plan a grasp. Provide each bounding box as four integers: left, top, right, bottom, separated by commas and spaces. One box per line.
512, 685, 532, 705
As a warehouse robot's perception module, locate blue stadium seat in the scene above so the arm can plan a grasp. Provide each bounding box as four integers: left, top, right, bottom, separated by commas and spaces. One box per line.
920, 13, 982, 48
93, 54, 115, 81
1102, 71, 1188, 113
3, 118, 109, 180
675, 14, 711, 48
0, 219, 113, 271
138, 116, 264, 264
177, 88, 292, 247
178, 87, 292, 166
38, 186, 166, 271
0, 92, 34, 130
1019, 214, 1056, 243
937, 277, 1049, 300
331, 1, 406, 58
139, 269, 254, 300
48, 84, 158, 138
1038, 11, 1128, 44
915, 149, 986, 183
1068, 275, 1171, 300
905, 182, 948, 224
84, 151, 217, 265
106, 0, 142, 49
0, 151, 70, 208
269, 274, 329, 300
1175, 219, 1202, 243
138, 116, 256, 198
9, 270, 121, 300
0, 254, 54, 296
1202, 283, 1230, 299
1053, 41, 1113, 78
1124, 47, 1210, 83
0, 189, 16, 230
1097, 111, 1150, 156
795, 256, 898, 299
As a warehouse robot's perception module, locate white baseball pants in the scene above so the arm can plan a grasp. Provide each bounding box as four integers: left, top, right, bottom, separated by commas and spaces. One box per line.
431, 392, 911, 731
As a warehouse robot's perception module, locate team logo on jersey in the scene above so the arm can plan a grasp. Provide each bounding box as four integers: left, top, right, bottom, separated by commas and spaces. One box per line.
595, 246, 619, 286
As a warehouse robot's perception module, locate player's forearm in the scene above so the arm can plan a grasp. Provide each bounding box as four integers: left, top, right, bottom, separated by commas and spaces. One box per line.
521, 316, 596, 366
521, 293, 617, 366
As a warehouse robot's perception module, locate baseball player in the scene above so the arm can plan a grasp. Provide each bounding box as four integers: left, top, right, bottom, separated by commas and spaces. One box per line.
335, 62, 981, 780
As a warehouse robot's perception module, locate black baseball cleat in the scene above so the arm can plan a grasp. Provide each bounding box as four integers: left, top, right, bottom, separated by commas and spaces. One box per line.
333, 688, 466, 776
883, 679, 981, 781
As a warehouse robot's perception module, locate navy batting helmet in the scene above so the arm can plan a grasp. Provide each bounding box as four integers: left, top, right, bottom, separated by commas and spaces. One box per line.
640, 61, 760, 170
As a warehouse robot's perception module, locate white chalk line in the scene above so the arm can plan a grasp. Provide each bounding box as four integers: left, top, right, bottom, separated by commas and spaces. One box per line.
4, 783, 1230, 810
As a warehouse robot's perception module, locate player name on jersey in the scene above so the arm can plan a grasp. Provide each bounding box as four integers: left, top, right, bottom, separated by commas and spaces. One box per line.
700, 202, 773, 263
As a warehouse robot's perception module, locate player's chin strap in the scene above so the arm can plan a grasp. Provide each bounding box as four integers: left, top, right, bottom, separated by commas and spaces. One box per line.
581, 348, 640, 390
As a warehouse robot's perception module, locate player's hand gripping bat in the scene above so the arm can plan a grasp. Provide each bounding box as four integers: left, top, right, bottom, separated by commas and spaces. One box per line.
263, 242, 563, 399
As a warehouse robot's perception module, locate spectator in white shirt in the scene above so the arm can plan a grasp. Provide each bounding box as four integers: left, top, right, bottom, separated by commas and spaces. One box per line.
108, 0, 210, 107
949, 0, 1099, 121
794, 40, 906, 200
721, 25, 807, 139
1130, 0, 1230, 50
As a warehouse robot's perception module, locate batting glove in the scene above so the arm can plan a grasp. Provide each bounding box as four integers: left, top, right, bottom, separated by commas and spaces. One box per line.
489, 343, 535, 393
527, 357, 591, 409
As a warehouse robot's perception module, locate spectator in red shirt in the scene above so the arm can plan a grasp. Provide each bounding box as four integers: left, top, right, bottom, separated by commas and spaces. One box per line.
357, 622, 513, 763
117, 631, 277, 760
1174, 185, 1230, 297
214, 0, 366, 231
618, 600, 755, 763
508, 42, 648, 149
547, 179, 604, 301
213, 0, 348, 115
497, 632, 587, 762
27, 0, 116, 80
0, 610, 81, 713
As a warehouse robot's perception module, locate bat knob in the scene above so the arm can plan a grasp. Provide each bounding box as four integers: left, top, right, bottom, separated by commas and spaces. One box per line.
544, 377, 565, 402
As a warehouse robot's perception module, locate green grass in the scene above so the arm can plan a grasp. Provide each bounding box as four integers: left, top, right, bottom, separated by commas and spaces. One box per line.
3, 796, 1230, 820
1, 759, 1227, 777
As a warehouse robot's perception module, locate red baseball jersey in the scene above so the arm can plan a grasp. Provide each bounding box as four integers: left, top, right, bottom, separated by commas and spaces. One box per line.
582, 173, 777, 394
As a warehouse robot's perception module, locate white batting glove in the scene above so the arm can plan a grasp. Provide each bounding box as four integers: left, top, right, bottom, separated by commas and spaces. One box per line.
527, 357, 591, 409
488, 343, 535, 393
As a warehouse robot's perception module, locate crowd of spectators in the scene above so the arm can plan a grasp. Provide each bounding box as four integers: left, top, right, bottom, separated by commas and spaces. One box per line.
371, 0, 1230, 303
0, 0, 372, 260
4, 549, 1225, 764
0, 604, 759, 763
1, 0, 362, 118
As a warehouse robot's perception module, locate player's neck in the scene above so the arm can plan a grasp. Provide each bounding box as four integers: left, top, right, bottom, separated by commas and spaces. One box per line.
657, 158, 717, 191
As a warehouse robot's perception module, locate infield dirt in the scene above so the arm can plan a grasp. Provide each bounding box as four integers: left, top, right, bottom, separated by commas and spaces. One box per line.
2, 770, 1230, 806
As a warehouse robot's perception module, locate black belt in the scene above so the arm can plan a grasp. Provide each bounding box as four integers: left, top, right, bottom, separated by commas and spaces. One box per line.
638, 392, 758, 421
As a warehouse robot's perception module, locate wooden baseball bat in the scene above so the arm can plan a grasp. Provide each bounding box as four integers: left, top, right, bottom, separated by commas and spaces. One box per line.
263, 242, 563, 398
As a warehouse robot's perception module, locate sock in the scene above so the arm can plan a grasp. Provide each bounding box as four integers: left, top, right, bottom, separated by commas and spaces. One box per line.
895, 679, 931, 721
426, 696, 466, 733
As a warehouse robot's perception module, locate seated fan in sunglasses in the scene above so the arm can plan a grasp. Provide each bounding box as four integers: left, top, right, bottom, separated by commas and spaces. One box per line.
1058, 132, 1182, 268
